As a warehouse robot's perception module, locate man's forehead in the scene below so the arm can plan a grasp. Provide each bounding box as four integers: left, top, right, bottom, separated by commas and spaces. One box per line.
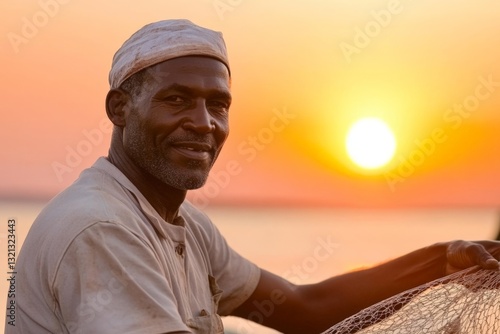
147, 56, 230, 78
147, 56, 230, 89
109, 19, 230, 89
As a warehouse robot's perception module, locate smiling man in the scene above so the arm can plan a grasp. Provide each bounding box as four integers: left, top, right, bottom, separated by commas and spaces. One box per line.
7, 19, 500, 334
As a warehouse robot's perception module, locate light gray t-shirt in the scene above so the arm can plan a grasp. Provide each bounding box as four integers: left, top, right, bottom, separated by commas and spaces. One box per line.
6, 157, 260, 333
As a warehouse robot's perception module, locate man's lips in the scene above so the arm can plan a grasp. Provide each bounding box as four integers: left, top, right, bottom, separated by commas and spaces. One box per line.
171, 141, 213, 160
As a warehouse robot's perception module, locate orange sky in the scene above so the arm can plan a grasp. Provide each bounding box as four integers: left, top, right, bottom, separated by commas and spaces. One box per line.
2, 0, 500, 208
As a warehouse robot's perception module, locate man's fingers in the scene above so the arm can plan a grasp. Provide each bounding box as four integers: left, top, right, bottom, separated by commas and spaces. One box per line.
468, 241, 500, 269
464, 242, 500, 270
447, 241, 499, 270
483, 258, 500, 270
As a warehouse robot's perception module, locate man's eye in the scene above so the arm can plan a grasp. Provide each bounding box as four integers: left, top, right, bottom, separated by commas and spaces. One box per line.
208, 101, 230, 113
165, 96, 186, 104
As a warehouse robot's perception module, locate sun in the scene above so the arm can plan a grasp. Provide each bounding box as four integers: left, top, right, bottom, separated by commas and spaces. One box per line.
345, 117, 397, 170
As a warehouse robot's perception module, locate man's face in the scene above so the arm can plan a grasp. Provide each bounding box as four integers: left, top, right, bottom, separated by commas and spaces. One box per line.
122, 56, 231, 190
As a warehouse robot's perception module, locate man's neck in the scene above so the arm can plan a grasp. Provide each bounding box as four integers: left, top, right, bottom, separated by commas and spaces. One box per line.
107, 145, 186, 224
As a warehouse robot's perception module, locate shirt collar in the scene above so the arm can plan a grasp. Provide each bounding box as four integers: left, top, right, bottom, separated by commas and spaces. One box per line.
91, 156, 183, 239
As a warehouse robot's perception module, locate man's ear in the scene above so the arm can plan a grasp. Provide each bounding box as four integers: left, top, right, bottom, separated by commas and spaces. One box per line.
105, 88, 131, 127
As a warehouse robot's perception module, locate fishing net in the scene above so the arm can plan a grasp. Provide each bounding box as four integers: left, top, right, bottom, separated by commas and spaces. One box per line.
322, 267, 500, 334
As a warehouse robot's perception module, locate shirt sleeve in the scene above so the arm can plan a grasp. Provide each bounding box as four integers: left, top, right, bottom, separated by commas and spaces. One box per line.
52, 221, 191, 334
183, 204, 261, 316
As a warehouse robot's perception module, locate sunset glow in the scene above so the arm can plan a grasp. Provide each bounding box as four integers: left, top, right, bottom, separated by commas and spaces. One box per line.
1, 1, 500, 207
346, 118, 396, 170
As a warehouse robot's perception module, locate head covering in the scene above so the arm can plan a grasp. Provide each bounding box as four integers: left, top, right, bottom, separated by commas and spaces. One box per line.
109, 19, 230, 89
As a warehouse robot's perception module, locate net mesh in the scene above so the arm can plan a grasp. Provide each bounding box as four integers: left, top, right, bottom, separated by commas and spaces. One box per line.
322, 267, 500, 334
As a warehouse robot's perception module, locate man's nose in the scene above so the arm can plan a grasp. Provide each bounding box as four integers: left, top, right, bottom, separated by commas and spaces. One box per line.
182, 100, 215, 133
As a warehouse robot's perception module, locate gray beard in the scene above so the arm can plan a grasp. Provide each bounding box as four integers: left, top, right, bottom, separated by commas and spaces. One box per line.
124, 115, 212, 190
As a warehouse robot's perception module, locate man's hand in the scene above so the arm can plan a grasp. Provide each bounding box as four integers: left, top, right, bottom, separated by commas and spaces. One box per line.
445, 240, 500, 275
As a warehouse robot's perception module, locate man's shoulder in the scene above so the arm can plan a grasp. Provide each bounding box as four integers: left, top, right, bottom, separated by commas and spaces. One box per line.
37, 166, 129, 227
24, 164, 144, 256
15, 164, 145, 302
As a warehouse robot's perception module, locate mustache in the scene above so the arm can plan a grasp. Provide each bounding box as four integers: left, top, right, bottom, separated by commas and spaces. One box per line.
165, 134, 217, 147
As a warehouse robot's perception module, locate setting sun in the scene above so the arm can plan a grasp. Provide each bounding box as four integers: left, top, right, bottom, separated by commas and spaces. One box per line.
346, 117, 396, 170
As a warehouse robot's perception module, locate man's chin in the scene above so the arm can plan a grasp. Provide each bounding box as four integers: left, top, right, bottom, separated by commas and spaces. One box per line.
166, 174, 209, 191
183, 179, 208, 191
149, 165, 210, 191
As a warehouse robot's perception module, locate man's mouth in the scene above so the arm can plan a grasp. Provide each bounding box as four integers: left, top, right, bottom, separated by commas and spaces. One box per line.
172, 142, 213, 160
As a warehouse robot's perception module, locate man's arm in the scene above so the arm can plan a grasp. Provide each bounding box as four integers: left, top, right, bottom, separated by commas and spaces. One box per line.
231, 240, 500, 333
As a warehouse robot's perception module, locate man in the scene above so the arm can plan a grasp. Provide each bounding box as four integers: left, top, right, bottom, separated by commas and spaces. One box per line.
7, 19, 500, 334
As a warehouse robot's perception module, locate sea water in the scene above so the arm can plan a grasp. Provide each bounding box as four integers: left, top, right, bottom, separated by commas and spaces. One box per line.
0, 200, 498, 333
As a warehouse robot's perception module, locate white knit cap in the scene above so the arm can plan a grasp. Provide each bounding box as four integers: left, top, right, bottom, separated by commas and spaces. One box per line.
109, 19, 230, 89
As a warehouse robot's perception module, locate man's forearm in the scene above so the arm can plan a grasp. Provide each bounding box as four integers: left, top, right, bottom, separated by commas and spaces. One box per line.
294, 242, 448, 332
234, 240, 499, 333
